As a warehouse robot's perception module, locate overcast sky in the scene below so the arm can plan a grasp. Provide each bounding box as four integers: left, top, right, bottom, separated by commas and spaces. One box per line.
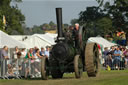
16, 0, 99, 27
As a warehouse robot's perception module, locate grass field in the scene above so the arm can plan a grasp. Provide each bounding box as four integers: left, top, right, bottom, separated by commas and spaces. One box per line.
0, 70, 128, 85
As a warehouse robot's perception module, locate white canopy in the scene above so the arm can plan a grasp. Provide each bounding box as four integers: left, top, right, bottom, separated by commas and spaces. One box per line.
88, 37, 116, 48
20, 33, 57, 49
0, 30, 25, 48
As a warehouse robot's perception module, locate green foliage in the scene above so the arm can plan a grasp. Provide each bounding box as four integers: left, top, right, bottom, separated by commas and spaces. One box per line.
96, 17, 113, 34
0, 0, 25, 35
96, 0, 128, 30
78, 0, 128, 38
79, 6, 104, 24
70, 19, 78, 26
78, 6, 106, 37
32, 25, 45, 34
0, 11, 3, 30
27, 21, 69, 34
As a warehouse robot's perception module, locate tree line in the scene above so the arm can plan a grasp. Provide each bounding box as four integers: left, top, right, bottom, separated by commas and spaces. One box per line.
0, 0, 128, 37
77, 0, 128, 38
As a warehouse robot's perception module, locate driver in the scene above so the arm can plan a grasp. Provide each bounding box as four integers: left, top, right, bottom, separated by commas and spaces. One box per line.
73, 23, 80, 48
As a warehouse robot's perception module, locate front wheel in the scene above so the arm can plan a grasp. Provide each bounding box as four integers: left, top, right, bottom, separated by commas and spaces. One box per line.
50, 60, 63, 79
74, 55, 83, 78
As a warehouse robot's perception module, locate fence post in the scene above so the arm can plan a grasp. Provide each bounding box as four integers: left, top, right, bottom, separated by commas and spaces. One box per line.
28, 59, 31, 76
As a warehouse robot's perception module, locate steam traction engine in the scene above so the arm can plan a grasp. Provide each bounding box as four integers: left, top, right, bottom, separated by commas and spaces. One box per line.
41, 8, 100, 80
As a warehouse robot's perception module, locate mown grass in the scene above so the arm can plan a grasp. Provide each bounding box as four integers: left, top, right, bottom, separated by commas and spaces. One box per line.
0, 70, 128, 85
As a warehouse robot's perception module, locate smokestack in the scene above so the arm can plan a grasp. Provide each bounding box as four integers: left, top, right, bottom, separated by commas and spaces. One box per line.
56, 8, 63, 38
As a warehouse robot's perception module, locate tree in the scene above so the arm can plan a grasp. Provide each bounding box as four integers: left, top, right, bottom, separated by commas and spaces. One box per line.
79, 6, 104, 25
78, 6, 106, 37
96, 17, 113, 34
49, 21, 55, 27
32, 26, 45, 34
96, 0, 128, 31
70, 18, 79, 26
49, 21, 57, 30
0, 10, 3, 30
0, 0, 25, 35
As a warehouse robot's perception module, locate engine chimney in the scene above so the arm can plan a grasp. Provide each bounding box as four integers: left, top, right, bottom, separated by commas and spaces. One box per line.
56, 8, 64, 41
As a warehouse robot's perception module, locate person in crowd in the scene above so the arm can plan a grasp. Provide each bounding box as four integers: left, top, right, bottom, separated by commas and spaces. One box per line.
7, 64, 22, 79
13, 46, 22, 77
113, 47, 121, 70
109, 46, 115, 55
40, 47, 45, 56
0, 46, 9, 78
25, 48, 34, 59
44, 46, 50, 59
21, 48, 27, 61
97, 44, 103, 64
33, 46, 38, 55
116, 29, 126, 46
19, 48, 27, 77
102, 47, 109, 66
13, 46, 21, 71
120, 31, 126, 46
33, 48, 43, 77
13, 46, 20, 59
120, 48, 125, 69
7, 64, 15, 77
109, 46, 115, 64
123, 49, 128, 67
24, 48, 34, 78
105, 50, 113, 70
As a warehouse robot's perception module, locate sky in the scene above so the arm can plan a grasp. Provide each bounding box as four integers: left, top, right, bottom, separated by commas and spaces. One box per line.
15, 0, 99, 27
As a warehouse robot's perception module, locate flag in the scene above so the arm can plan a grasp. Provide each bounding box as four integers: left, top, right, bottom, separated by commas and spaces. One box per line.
3, 15, 6, 30
3, 15, 6, 25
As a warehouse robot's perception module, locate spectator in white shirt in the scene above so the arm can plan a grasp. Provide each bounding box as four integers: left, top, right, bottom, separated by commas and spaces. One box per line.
44, 46, 50, 59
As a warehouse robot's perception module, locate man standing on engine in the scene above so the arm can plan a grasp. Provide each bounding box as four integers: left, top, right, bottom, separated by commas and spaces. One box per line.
73, 23, 80, 48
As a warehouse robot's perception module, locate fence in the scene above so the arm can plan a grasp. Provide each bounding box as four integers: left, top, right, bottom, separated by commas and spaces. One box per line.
0, 55, 128, 79
0, 57, 42, 79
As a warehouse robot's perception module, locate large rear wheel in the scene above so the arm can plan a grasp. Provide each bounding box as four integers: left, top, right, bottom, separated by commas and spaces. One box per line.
85, 43, 100, 77
74, 55, 83, 78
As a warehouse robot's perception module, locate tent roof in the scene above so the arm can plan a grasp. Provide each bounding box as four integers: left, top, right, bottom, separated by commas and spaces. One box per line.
32, 33, 56, 45
20, 33, 57, 49
0, 30, 25, 48
88, 37, 116, 48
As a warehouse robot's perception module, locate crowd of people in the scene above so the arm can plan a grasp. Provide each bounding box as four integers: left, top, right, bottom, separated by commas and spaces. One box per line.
102, 45, 128, 70
0, 46, 50, 79
107, 29, 126, 46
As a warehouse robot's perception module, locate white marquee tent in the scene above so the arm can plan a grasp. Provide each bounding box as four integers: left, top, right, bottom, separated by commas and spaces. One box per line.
0, 30, 25, 48
23, 34, 57, 49
88, 37, 116, 48
11, 33, 57, 49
